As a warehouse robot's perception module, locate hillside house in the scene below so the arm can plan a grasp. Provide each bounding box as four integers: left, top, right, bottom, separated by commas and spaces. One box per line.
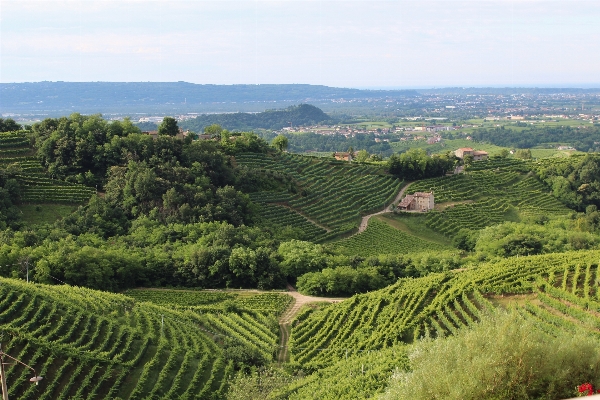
454, 147, 489, 161
397, 192, 434, 212
334, 152, 353, 162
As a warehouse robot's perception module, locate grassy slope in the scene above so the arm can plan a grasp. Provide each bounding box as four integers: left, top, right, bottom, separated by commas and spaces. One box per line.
17, 204, 78, 226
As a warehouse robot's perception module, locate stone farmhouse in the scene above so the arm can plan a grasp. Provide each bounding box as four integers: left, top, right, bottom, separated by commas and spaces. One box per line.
397, 192, 434, 212
455, 147, 489, 161
333, 152, 353, 162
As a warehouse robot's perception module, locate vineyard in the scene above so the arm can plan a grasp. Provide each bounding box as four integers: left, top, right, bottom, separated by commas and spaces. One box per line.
271, 344, 410, 399
406, 162, 570, 236
288, 249, 600, 369
0, 131, 95, 205
237, 153, 402, 241
0, 279, 284, 399
124, 289, 293, 316
334, 217, 452, 256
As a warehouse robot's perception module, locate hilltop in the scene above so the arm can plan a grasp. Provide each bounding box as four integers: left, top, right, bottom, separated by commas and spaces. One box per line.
180, 104, 335, 131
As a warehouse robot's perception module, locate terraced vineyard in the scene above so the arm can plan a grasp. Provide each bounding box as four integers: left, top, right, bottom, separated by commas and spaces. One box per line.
0, 131, 33, 157
237, 153, 402, 240
334, 218, 452, 256
406, 164, 570, 236
288, 250, 600, 369
0, 279, 282, 399
0, 131, 95, 205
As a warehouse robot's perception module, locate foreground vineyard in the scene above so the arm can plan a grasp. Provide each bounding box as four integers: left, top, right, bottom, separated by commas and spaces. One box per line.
0, 279, 283, 399
237, 153, 401, 240
288, 250, 600, 369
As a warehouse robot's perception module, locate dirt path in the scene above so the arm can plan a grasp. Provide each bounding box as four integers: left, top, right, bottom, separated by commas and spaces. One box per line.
354, 181, 414, 235
277, 284, 345, 364
276, 203, 332, 232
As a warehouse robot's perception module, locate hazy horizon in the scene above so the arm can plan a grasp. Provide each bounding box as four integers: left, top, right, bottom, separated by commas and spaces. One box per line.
2, 81, 600, 91
2, 1, 599, 87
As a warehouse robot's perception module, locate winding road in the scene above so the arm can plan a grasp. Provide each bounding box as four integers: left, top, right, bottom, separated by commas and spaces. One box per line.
355, 181, 414, 234
276, 182, 415, 363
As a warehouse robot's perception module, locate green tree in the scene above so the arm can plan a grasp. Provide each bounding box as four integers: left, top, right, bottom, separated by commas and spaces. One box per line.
515, 148, 532, 159
271, 134, 289, 152
0, 118, 21, 132
158, 116, 180, 136
498, 148, 510, 158
354, 149, 370, 163
277, 240, 328, 279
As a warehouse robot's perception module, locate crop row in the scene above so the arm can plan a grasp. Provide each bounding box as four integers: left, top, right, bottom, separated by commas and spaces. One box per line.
289, 250, 600, 368
237, 153, 402, 237
0, 277, 275, 399
425, 198, 511, 236
334, 218, 451, 256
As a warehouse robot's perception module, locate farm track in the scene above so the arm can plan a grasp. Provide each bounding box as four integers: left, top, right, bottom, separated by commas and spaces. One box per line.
277, 284, 345, 364
275, 202, 332, 232
354, 181, 414, 235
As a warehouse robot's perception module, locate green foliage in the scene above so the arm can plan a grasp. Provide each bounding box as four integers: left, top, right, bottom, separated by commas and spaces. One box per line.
296, 266, 388, 296
0, 118, 21, 132
289, 249, 600, 368
381, 311, 600, 400
532, 154, 600, 211
515, 148, 532, 159
471, 124, 600, 151
272, 134, 289, 152
278, 240, 328, 278
474, 221, 600, 257
387, 148, 456, 180
157, 116, 179, 136
227, 367, 301, 400
274, 131, 393, 157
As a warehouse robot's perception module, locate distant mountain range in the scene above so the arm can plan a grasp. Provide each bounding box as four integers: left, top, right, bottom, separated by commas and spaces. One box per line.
0, 82, 417, 114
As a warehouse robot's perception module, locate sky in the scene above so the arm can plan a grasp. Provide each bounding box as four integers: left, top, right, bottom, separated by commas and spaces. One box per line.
1, 0, 599, 88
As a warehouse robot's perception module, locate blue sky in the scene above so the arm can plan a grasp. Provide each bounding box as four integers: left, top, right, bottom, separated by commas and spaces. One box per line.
1, 0, 598, 87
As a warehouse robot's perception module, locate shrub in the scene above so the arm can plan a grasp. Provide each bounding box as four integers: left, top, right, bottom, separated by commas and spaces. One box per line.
380, 310, 600, 400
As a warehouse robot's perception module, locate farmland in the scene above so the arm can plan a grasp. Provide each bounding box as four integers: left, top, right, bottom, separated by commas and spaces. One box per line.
0, 131, 95, 217
2, 111, 600, 399
237, 152, 401, 240
288, 249, 600, 369
407, 158, 571, 236
0, 278, 285, 399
